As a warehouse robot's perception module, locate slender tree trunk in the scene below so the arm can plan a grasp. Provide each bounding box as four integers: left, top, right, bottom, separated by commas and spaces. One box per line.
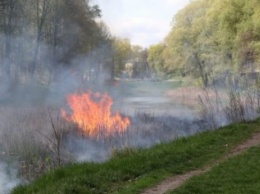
194, 52, 208, 88
30, 0, 49, 78
89, 42, 93, 81
4, 0, 15, 79
0, 1, 5, 71
111, 56, 115, 80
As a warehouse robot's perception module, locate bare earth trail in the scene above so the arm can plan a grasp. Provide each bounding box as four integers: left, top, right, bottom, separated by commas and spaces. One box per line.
142, 132, 260, 194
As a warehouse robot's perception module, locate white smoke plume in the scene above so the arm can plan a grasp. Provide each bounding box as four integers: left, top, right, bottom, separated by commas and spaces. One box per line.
0, 161, 19, 194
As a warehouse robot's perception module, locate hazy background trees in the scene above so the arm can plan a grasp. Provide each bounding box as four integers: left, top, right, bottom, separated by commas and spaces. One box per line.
0, 0, 121, 90
0, 0, 152, 94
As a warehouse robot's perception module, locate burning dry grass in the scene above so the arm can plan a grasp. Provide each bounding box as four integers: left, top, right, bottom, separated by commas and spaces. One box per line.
0, 103, 206, 182
1, 84, 259, 184
62, 111, 206, 162
61, 91, 130, 138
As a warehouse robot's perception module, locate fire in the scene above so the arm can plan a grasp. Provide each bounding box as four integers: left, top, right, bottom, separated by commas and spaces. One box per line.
61, 91, 130, 138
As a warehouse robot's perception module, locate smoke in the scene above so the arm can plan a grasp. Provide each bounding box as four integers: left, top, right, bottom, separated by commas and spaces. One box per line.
56, 80, 205, 163
0, 161, 19, 194
0, 18, 114, 191
62, 111, 206, 164
65, 136, 110, 162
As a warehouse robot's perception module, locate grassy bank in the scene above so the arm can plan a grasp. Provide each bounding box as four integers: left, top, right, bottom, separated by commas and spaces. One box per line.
12, 119, 260, 194
169, 145, 260, 194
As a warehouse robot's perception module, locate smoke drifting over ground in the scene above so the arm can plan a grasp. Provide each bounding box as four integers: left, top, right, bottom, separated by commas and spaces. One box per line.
1, 76, 260, 193
0, 162, 19, 194
64, 113, 207, 162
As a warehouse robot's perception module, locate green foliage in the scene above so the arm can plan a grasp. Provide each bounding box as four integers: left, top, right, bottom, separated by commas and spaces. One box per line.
147, 0, 260, 85
111, 39, 148, 78
12, 120, 260, 194
147, 44, 166, 76
112, 38, 132, 75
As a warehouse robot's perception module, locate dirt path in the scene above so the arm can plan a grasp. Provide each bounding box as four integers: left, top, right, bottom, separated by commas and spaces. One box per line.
142, 132, 260, 194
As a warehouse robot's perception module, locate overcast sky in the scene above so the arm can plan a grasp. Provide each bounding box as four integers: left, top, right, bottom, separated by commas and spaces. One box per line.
93, 0, 190, 48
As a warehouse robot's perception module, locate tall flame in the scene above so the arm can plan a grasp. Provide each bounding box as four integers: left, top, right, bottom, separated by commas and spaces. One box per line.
61, 91, 130, 138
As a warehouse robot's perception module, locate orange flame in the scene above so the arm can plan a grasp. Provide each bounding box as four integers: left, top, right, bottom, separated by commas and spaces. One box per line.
61, 91, 130, 138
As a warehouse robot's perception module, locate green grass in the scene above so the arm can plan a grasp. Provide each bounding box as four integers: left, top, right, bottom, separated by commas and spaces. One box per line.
169, 146, 260, 194
12, 120, 260, 194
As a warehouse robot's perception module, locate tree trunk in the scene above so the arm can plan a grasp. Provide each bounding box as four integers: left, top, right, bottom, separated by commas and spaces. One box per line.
3, 0, 15, 79
30, 0, 49, 78
194, 52, 208, 88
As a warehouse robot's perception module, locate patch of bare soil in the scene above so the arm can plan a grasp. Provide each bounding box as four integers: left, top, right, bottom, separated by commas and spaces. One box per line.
142, 132, 260, 194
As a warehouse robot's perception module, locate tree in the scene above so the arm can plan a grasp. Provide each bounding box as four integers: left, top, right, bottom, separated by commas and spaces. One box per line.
153, 0, 260, 86
1, 0, 17, 79
147, 44, 165, 76
163, 0, 214, 86
30, 0, 50, 78
111, 38, 132, 78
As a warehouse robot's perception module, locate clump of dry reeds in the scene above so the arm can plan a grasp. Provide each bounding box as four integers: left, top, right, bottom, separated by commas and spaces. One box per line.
0, 107, 74, 181
197, 76, 260, 128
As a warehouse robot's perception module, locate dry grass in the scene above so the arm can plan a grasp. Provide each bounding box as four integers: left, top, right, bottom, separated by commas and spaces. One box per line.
0, 106, 73, 181
166, 87, 227, 108
0, 105, 206, 181
166, 82, 260, 129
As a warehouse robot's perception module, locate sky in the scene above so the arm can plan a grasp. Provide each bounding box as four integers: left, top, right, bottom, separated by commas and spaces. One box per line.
93, 0, 191, 48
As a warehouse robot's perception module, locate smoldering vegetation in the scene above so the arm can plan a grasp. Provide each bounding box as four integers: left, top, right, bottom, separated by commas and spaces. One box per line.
197, 77, 260, 129
0, 105, 206, 179
65, 111, 208, 162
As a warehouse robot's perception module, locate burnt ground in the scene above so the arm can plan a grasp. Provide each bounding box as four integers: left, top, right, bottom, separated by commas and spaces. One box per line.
141, 132, 260, 194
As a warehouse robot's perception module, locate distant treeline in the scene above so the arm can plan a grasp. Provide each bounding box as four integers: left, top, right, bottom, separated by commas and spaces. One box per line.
0, 0, 149, 88
147, 0, 260, 86
0, 0, 111, 84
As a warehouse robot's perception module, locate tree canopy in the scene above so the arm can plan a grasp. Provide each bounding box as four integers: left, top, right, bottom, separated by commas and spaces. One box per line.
147, 0, 260, 86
